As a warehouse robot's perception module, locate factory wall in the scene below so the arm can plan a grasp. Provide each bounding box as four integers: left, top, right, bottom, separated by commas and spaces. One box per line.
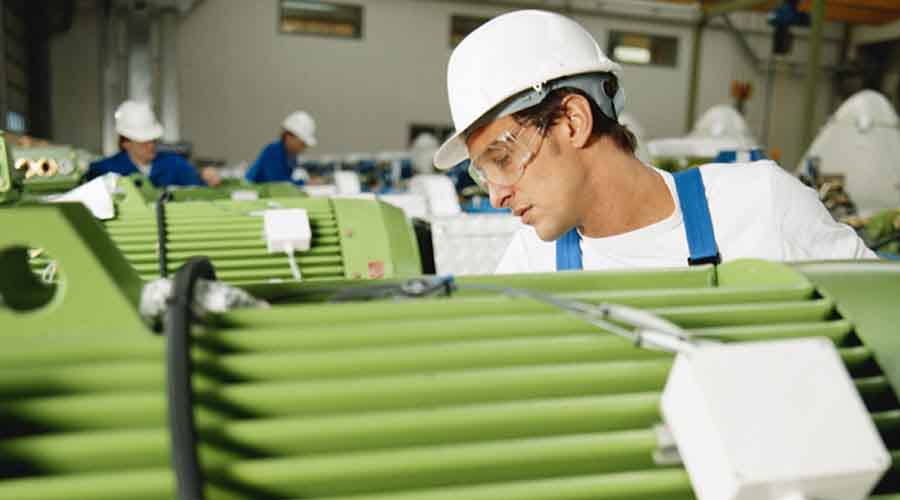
176, 0, 694, 165
49, 2, 103, 153
696, 16, 843, 170
47, 0, 844, 170
176, 0, 842, 169
175, 0, 500, 167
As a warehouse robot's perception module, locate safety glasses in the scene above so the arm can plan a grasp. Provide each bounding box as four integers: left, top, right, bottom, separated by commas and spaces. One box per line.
468, 124, 545, 190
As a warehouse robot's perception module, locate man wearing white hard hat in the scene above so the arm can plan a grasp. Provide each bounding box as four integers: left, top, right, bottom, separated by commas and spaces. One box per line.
86, 100, 206, 187
245, 111, 317, 184
433, 10, 874, 273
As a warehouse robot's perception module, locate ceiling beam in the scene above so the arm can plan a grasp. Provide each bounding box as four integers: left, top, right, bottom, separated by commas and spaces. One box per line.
702, 0, 771, 18
660, 0, 900, 25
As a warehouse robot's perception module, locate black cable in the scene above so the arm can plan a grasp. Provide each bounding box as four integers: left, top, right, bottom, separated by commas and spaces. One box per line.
412, 218, 436, 275
156, 191, 173, 278
164, 257, 215, 500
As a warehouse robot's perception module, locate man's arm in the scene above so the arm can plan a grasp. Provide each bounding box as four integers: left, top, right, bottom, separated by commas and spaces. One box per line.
245, 146, 272, 183
83, 161, 103, 183
176, 157, 206, 186
771, 165, 877, 260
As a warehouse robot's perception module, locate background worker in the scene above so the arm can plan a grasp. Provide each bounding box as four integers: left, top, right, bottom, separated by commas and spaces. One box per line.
86, 100, 206, 187
245, 111, 317, 184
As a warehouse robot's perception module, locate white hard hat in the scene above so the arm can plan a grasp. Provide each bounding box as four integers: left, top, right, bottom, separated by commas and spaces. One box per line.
282, 111, 318, 147
433, 10, 622, 170
115, 100, 163, 142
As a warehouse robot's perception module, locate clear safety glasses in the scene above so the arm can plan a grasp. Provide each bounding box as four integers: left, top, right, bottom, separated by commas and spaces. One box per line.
467, 125, 545, 190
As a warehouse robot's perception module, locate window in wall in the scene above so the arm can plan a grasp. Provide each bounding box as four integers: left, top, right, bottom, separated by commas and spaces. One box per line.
607, 31, 678, 67
450, 15, 489, 48
6, 111, 25, 133
4, 0, 29, 134
279, 0, 363, 39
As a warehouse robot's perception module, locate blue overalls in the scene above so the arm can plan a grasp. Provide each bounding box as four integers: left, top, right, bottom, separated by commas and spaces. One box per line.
556, 168, 721, 270
245, 140, 302, 185
86, 151, 205, 188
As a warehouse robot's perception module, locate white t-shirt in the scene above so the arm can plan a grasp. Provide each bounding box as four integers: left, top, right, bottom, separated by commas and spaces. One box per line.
496, 161, 876, 274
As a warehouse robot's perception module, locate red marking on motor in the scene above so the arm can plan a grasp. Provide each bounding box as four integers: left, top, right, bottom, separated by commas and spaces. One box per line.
368, 261, 385, 279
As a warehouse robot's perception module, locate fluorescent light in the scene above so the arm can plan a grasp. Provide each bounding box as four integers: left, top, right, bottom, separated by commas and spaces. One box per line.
282, 1, 337, 12
614, 46, 652, 64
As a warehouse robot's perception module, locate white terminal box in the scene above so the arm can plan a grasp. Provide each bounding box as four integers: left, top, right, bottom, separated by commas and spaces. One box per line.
263, 208, 312, 253
661, 337, 890, 500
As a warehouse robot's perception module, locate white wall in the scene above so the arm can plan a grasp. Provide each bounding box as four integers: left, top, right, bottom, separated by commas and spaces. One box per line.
176, 0, 841, 169
49, 3, 102, 152
176, 0, 694, 164
572, 13, 690, 146
48, 0, 842, 169
696, 19, 842, 168
176, 0, 501, 165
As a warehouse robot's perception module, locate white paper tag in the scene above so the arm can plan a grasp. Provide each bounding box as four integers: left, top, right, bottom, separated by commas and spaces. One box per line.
263, 208, 312, 253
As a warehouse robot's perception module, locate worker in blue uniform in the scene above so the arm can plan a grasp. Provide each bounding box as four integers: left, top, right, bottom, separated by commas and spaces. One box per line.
85, 100, 205, 187
245, 111, 317, 184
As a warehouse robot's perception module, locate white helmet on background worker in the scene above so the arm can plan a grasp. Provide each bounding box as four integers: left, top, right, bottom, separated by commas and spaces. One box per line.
411, 132, 440, 174
114, 100, 164, 142
433, 9, 625, 170
282, 111, 318, 147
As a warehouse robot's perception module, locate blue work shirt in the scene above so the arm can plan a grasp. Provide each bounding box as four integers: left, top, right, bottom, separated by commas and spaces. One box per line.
245, 140, 301, 184
86, 151, 205, 187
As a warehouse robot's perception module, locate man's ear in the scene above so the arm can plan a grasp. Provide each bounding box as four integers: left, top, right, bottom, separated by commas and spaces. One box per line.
559, 94, 594, 149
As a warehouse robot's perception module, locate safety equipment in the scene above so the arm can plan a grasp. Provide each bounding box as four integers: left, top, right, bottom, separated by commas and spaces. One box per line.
434, 10, 623, 170
282, 111, 318, 147
411, 132, 439, 174
115, 100, 164, 142
468, 125, 544, 189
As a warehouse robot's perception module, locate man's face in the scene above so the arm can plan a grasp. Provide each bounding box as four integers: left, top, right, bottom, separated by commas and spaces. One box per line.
122, 139, 157, 165
466, 115, 585, 241
284, 132, 307, 156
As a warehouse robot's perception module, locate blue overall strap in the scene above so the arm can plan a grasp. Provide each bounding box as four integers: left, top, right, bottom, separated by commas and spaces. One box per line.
673, 168, 721, 266
555, 227, 583, 271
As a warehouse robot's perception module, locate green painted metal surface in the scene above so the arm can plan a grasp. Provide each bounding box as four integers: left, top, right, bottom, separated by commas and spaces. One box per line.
0, 204, 146, 335
1, 206, 899, 499
9, 145, 93, 196
0, 132, 21, 205
793, 261, 900, 401
332, 198, 422, 280
117, 176, 308, 203
100, 180, 421, 284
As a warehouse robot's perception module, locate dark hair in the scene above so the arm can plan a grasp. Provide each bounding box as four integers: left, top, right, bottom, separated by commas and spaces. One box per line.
512, 81, 637, 156
118, 135, 128, 151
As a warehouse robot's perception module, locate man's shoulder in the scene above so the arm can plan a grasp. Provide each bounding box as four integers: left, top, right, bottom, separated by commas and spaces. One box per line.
262, 141, 282, 156
698, 159, 783, 184
90, 153, 131, 174
89, 157, 110, 170
698, 160, 796, 200
90, 152, 120, 167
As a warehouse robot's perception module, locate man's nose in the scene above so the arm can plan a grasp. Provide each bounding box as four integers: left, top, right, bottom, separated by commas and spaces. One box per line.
488, 182, 513, 209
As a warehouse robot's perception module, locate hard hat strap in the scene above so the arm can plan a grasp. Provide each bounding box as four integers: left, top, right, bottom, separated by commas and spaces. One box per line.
466, 72, 625, 138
